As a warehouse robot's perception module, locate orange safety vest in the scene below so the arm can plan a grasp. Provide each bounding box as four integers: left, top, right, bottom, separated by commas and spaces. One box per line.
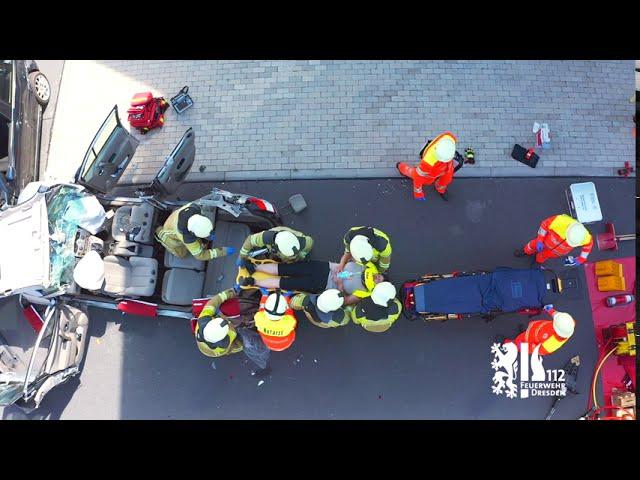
521, 320, 570, 356
254, 294, 297, 351
415, 132, 458, 179
538, 214, 594, 260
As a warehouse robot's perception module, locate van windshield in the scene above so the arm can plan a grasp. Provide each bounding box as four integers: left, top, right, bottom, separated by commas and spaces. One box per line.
45, 186, 83, 291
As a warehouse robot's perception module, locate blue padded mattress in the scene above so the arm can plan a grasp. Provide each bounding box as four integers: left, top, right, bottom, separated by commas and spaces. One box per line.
414, 267, 547, 314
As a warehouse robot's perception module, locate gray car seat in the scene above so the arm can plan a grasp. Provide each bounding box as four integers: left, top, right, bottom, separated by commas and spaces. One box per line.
102, 255, 158, 297
110, 238, 154, 258
164, 250, 205, 271
161, 268, 205, 305
111, 203, 155, 244
203, 221, 251, 297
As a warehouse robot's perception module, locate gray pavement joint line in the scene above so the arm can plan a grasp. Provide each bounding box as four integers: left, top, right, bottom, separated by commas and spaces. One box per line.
114, 173, 631, 187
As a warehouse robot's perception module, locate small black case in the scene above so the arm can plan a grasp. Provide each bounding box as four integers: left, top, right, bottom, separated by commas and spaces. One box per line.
511, 144, 539, 168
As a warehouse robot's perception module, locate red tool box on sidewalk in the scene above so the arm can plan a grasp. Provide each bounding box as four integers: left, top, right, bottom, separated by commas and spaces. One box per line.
127, 92, 169, 134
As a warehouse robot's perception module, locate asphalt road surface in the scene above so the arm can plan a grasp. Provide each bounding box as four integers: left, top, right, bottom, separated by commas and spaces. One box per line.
1, 176, 635, 419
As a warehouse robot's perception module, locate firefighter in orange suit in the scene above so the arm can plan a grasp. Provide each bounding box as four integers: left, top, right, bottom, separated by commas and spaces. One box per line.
504, 305, 576, 356
515, 214, 593, 266
396, 131, 458, 201
253, 290, 297, 352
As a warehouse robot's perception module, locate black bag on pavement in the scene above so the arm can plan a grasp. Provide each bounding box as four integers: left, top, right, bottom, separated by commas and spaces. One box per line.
237, 327, 270, 370
512, 144, 540, 168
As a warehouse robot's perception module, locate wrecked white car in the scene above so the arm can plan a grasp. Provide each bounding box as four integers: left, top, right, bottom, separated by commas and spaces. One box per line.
0, 106, 281, 410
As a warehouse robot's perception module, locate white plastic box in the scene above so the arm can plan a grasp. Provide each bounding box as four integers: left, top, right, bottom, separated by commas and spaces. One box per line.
565, 182, 603, 224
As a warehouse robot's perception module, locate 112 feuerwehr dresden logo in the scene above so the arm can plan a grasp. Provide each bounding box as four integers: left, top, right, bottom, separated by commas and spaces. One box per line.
491, 342, 566, 399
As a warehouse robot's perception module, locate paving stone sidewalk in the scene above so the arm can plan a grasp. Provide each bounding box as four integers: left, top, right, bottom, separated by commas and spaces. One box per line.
46, 60, 636, 184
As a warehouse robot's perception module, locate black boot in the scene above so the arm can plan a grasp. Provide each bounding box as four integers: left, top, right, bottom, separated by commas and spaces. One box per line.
238, 276, 255, 287
438, 190, 449, 201
513, 248, 527, 258
239, 259, 256, 274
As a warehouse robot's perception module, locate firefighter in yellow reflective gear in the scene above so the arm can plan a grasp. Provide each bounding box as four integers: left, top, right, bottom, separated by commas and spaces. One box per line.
238, 226, 314, 268
194, 288, 244, 358
155, 202, 235, 261
290, 289, 351, 328
336, 226, 392, 274
350, 282, 403, 333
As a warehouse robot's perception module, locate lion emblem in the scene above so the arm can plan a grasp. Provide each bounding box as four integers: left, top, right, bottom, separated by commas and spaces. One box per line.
491, 342, 519, 398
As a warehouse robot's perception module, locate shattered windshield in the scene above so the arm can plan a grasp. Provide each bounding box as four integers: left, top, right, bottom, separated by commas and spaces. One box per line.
43, 185, 107, 293
45, 186, 82, 291
0, 379, 26, 406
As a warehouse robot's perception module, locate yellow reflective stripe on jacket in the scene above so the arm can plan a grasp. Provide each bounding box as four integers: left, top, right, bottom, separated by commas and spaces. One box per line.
541, 334, 568, 354
155, 227, 187, 258
304, 308, 350, 328
375, 229, 392, 257
195, 325, 242, 357
254, 310, 297, 337
163, 203, 189, 230
241, 227, 313, 261
240, 232, 266, 257
289, 293, 307, 310
362, 262, 379, 293
199, 305, 216, 318
350, 299, 402, 333
378, 254, 391, 272
198, 288, 236, 320
272, 226, 313, 259
195, 288, 241, 357
549, 214, 576, 239
420, 132, 457, 167
353, 289, 372, 299
548, 214, 592, 248
290, 294, 350, 328
185, 238, 209, 258
343, 227, 392, 264
160, 202, 219, 261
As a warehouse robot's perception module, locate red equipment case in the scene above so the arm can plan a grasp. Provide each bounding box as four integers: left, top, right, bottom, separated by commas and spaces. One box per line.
127, 92, 169, 134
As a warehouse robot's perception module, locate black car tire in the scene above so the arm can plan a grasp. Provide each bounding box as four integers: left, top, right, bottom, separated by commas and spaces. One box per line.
28, 71, 51, 107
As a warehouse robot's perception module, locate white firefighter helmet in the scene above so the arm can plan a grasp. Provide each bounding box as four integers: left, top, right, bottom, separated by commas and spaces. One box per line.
566, 222, 589, 248
73, 251, 105, 290
350, 235, 374, 263
370, 281, 397, 307
202, 318, 229, 344
316, 289, 344, 313
187, 214, 214, 239
275, 230, 301, 257
435, 137, 456, 162
265, 292, 288, 320
552, 312, 575, 338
